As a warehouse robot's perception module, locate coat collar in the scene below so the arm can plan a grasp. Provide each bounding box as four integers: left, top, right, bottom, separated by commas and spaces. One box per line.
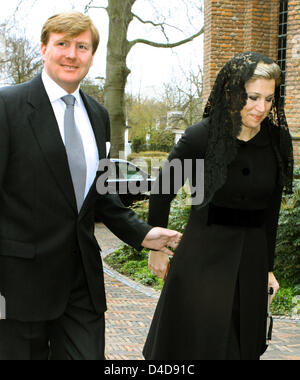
78, 90, 108, 219
79, 90, 107, 160
236, 121, 270, 148
27, 74, 77, 212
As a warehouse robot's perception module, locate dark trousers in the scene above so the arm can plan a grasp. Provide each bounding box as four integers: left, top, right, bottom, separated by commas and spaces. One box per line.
0, 252, 105, 360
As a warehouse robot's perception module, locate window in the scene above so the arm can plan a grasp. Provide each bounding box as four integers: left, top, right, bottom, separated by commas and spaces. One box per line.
278, 0, 289, 100
118, 163, 146, 180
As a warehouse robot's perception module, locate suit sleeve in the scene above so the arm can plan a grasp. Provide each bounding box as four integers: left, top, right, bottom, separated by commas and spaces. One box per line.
148, 121, 208, 228
96, 193, 152, 250
0, 94, 10, 189
95, 106, 152, 250
264, 185, 283, 272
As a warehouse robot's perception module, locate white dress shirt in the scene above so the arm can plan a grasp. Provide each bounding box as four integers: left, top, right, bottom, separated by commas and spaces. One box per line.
42, 70, 99, 199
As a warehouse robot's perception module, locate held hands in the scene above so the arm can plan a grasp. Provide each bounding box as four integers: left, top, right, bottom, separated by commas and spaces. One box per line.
141, 227, 181, 280
268, 272, 280, 304
141, 227, 182, 256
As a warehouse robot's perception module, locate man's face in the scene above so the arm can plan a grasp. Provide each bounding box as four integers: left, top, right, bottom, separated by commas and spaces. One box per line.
41, 29, 95, 93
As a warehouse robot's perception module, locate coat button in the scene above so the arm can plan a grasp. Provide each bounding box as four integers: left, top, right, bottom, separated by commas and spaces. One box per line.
242, 168, 250, 176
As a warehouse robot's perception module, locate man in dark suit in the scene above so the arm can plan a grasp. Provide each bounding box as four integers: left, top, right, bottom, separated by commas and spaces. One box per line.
0, 11, 181, 360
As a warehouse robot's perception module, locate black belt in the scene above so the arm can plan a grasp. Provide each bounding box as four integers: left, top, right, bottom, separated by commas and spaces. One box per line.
207, 204, 266, 228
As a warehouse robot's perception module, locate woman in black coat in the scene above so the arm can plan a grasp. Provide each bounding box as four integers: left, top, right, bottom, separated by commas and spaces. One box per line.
143, 52, 294, 360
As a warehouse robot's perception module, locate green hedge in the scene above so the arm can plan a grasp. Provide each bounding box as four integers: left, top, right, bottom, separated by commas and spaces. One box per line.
127, 152, 168, 177
128, 151, 169, 159
105, 245, 164, 290
130, 189, 191, 233
274, 171, 300, 287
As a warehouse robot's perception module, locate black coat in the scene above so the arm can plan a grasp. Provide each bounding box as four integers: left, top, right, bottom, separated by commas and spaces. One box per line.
0, 75, 151, 322
143, 118, 282, 360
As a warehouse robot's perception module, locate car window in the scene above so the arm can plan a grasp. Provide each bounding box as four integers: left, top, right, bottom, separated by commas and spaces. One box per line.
128, 164, 145, 180
118, 163, 146, 180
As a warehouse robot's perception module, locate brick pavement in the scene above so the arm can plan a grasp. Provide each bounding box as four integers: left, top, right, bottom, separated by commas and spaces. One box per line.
263, 320, 300, 360
104, 273, 158, 360
95, 223, 300, 361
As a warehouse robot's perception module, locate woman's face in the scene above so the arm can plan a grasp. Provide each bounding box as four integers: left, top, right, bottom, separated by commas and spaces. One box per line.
240, 78, 275, 130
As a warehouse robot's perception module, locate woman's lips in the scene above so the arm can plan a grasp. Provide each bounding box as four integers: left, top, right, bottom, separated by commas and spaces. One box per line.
251, 114, 263, 122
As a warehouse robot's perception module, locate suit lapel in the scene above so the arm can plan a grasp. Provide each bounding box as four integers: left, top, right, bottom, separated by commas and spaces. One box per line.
79, 91, 108, 218
80, 91, 107, 161
27, 75, 108, 217
27, 75, 77, 213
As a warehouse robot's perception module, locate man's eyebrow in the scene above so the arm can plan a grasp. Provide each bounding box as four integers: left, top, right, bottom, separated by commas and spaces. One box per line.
54, 38, 90, 45
54, 38, 69, 43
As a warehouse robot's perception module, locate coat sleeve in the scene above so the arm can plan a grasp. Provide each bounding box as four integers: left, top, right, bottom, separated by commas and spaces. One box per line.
148, 120, 208, 228
0, 94, 10, 189
96, 193, 152, 250
264, 185, 283, 272
95, 105, 152, 250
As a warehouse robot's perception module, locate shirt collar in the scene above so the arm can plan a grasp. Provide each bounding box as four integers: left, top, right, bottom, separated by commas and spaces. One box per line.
42, 69, 81, 105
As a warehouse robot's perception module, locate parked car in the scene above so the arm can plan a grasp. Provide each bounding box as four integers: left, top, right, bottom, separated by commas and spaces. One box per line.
95, 159, 156, 222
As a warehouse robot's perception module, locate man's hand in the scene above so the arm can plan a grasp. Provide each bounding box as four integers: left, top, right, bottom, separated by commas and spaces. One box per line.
141, 227, 182, 256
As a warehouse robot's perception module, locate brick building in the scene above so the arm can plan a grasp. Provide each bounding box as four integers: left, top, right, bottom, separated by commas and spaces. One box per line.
203, 0, 300, 164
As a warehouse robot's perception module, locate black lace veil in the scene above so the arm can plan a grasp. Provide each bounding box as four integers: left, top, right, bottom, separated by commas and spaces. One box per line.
201, 52, 294, 207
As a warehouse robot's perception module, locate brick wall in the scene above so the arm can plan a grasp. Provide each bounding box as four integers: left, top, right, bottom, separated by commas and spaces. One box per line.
293, 137, 300, 164
203, 0, 300, 165
243, 1, 279, 57
203, 0, 279, 106
285, 0, 300, 164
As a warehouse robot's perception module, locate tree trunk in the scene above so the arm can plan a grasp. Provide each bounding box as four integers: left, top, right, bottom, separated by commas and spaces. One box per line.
104, 0, 135, 158
102, 0, 203, 157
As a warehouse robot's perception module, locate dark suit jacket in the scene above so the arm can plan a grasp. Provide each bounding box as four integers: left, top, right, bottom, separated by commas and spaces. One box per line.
0, 74, 152, 322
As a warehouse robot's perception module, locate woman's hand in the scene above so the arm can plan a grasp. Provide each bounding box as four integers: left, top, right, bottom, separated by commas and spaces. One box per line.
142, 227, 182, 256
148, 251, 170, 280
268, 272, 280, 304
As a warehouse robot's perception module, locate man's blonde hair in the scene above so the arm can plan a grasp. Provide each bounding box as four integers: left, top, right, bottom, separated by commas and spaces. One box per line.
41, 11, 100, 54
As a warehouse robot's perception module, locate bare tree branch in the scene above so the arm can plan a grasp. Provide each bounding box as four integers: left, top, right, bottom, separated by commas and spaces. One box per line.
14, 0, 39, 19
85, 6, 108, 11
14, 0, 24, 14
128, 26, 204, 52
182, 0, 204, 26
84, 0, 94, 9
84, 5, 108, 13
84, 0, 107, 14
131, 12, 184, 34
132, 12, 169, 43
